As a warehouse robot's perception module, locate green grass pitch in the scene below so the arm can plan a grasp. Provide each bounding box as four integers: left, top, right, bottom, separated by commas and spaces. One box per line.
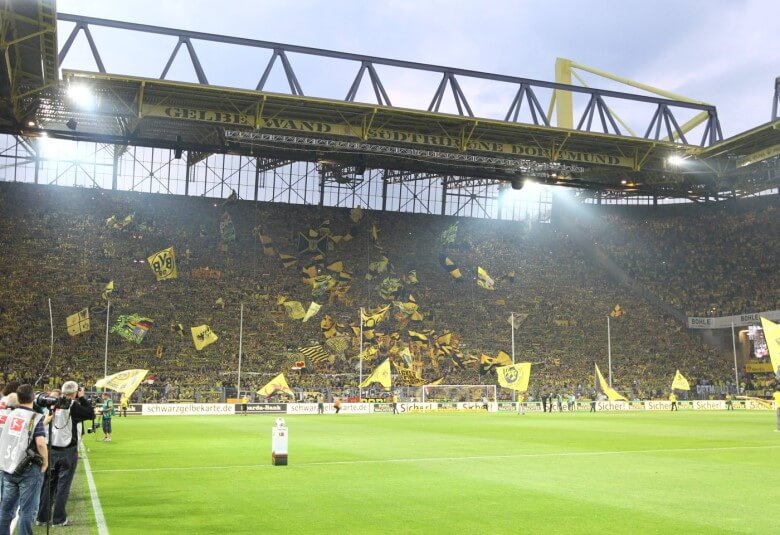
56, 412, 779, 534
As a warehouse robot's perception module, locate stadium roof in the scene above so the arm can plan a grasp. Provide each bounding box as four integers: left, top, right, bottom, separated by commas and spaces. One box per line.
1, 1, 778, 200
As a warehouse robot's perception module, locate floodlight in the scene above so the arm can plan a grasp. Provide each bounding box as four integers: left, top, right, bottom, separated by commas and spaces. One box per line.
667, 155, 685, 165
67, 84, 94, 108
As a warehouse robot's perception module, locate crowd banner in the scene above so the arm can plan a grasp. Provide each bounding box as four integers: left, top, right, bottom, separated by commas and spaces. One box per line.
134, 400, 777, 415
687, 310, 780, 329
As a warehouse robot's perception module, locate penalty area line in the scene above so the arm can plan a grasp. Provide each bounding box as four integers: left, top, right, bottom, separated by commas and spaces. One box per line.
79, 442, 110, 535
90, 444, 780, 474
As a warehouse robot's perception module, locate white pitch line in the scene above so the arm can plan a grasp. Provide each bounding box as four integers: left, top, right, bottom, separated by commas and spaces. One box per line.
90, 444, 780, 474
79, 442, 109, 535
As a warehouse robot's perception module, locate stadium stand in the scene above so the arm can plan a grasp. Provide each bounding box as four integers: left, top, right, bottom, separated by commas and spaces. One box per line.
1, 182, 776, 402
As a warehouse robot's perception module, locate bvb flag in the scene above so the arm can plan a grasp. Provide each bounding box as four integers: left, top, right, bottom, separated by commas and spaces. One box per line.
360, 358, 391, 389
302, 302, 322, 323
147, 247, 178, 281
191, 325, 218, 350
496, 362, 532, 392
257, 373, 294, 397
671, 370, 690, 391
760, 317, 780, 378
66, 308, 90, 336
595, 363, 627, 401
95, 369, 148, 398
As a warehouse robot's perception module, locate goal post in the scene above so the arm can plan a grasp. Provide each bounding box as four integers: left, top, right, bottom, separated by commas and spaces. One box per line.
422, 384, 497, 405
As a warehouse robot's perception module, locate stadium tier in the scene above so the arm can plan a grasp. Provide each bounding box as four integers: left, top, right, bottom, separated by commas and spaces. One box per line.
2, 181, 775, 400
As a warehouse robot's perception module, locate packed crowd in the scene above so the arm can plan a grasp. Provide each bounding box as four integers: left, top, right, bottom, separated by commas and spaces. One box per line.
1, 182, 772, 401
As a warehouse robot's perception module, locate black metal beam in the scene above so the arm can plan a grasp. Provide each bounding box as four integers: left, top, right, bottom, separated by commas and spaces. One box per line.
57, 13, 716, 113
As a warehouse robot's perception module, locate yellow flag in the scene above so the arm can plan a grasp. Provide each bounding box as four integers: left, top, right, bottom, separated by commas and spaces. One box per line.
102, 280, 114, 299
95, 369, 148, 398
494, 351, 513, 367
147, 247, 178, 281
191, 325, 218, 350
361, 305, 390, 323
257, 373, 294, 397
760, 317, 780, 377
360, 358, 391, 389
595, 363, 627, 401
302, 302, 322, 323
671, 370, 690, 391
496, 362, 532, 392
283, 301, 306, 320
476, 266, 495, 290
66, 308, 90, 336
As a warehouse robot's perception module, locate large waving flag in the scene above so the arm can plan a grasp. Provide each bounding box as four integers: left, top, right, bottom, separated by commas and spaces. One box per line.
671, 370, 690, 391
760, 317, 780, 377
476, 267, 495, 290
257, 373, 294, 397
496, 362, 532, 392
360, 358, 392, 389
595, 363, 627, 401
95, 369, 148, 398
302, 302, 322, 323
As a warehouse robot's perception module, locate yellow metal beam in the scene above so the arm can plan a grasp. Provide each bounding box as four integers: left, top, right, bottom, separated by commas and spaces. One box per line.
554, 58, 573, 129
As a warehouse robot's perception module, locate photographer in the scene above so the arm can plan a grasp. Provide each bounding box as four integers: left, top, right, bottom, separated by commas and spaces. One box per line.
0, 384, 48, 535
35, 381, 95, 527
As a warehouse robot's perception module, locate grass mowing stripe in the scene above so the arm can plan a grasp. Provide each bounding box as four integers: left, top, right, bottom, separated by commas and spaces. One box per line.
89, 443, 780, 473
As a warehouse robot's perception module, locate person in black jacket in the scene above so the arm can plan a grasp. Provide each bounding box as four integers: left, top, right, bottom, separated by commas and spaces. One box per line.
36, 381, 95, 527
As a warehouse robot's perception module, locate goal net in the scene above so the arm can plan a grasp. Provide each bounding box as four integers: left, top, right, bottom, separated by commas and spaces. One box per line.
422, 384, 497, 404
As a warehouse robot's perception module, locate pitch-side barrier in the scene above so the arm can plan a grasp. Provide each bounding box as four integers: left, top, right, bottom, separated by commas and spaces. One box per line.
118, 399, 776, 416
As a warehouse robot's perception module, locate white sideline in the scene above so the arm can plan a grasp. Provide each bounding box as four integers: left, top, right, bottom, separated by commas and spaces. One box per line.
90, 444, 780, 473
79, 442, 109, 535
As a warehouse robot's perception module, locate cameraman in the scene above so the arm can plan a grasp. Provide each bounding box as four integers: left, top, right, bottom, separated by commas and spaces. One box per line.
0, 384, 49, 535
35, 381, 94, 527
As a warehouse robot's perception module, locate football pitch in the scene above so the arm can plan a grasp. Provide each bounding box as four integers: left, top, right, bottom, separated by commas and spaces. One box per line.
56, 411, 779, 534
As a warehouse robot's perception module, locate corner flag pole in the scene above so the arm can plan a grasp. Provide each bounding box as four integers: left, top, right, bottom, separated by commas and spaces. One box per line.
237, 302, 244, 401
607, 316, 613, 387
731, 320, 740, 395
359, 307, 364, 401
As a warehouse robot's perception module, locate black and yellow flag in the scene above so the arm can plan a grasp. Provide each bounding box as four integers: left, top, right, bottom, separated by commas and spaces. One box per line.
496, 362, 532, 392
148, 247, 178, 281
66, 308, 90, 336
299, 344, 330, 363
438, 254, 462, 280
279, 253, 298, 268
191, 325, 218, 350
360, 358, 391, 389
393, 363, 426, 386
259, 234, 276, 257
409, 330, 428, 343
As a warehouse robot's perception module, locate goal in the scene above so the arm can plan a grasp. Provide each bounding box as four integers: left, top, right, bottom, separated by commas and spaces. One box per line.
422, 384, 497, 404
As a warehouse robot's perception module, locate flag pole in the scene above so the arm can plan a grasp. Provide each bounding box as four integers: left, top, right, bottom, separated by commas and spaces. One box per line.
731, 320, 740, 395
104, 298, 110, 391
607, 315, 613, 387
511, 312, 516, 403
359, 307, 364, 402
237, 302, 244, 402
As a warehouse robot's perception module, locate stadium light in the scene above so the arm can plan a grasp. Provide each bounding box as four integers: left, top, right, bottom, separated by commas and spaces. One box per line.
667, 154, 685, 166
67, 84, 95, 109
